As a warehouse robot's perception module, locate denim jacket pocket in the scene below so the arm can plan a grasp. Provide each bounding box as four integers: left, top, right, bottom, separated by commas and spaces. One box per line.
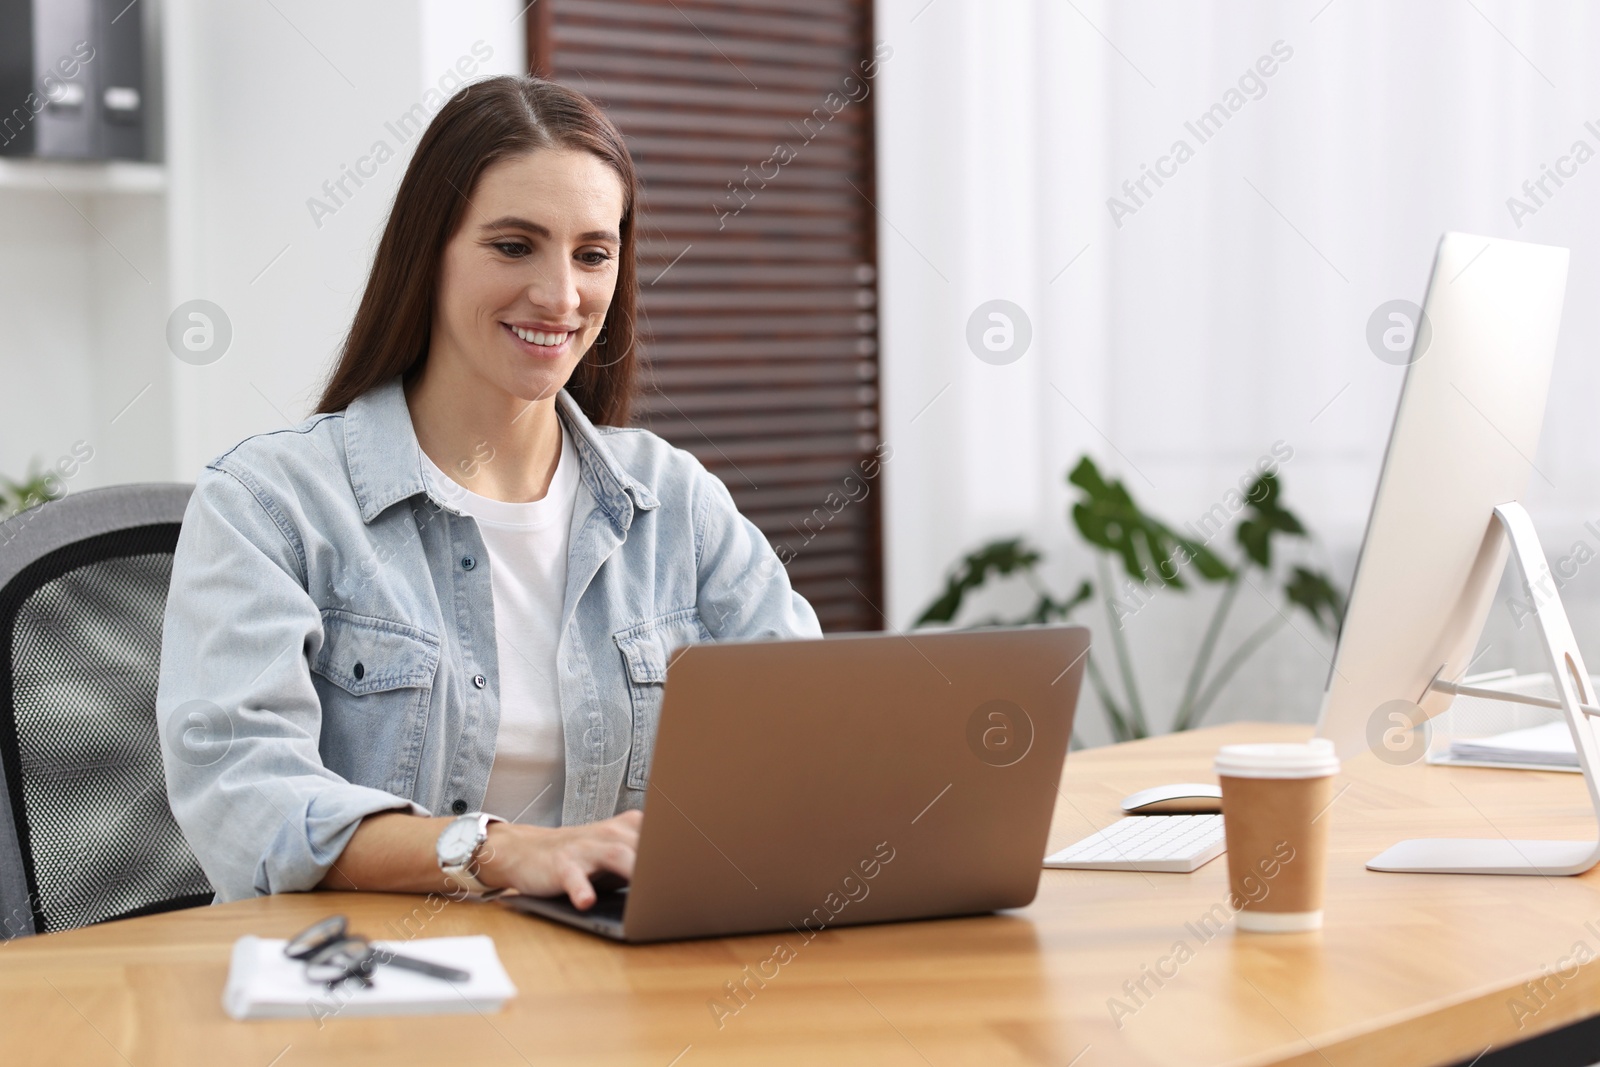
311, 609, 441, 796
613, 606, 712, 790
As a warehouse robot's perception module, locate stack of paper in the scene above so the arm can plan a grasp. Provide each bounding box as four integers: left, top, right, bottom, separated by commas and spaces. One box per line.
1447, 721, 1578, 769
223, 934, 517, 1021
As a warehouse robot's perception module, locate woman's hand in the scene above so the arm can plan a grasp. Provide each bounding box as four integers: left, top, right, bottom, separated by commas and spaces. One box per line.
474, 810, 642, 910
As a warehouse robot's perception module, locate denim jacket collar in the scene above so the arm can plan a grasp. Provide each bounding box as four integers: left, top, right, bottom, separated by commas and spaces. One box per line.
343, 376, 660, 530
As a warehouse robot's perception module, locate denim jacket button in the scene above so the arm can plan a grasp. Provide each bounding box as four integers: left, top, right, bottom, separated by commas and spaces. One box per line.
461, 556, 476, 571
451, 799, 468, 815
352, 661, 365, 681
472, 673, 486, 689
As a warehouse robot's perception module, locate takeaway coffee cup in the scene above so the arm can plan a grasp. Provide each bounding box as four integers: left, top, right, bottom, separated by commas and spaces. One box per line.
1214, 739, 1340, 933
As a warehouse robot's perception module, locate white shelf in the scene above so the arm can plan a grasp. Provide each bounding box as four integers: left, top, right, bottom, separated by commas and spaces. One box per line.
0, 158, 166, 195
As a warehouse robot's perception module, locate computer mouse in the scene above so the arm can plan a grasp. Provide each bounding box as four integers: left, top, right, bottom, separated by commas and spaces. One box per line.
1120, 782, 1224, 815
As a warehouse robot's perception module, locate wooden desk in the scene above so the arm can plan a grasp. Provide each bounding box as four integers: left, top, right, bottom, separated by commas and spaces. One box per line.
5, 722, 1600, 1066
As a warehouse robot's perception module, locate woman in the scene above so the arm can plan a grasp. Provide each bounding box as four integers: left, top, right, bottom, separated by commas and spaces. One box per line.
156, 75, 819, 910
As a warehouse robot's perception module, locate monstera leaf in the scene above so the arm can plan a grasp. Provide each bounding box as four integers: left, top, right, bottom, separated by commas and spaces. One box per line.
1235, 472, 1306, 568
912, 452, 1348, 742
1020, 579, 1093, 624
916, 538, 1044, 626
1284, 566, 1346, 636
1068, 457, 1231, 588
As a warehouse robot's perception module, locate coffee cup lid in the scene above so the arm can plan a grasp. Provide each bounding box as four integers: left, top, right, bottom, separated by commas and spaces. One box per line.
1214, 738, 1340, 779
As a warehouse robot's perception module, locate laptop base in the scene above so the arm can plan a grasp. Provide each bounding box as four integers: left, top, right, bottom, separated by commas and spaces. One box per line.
501, 887, 629, 940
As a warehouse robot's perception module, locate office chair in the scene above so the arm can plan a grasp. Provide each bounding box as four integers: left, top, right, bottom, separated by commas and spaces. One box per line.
0, 483, 213, 938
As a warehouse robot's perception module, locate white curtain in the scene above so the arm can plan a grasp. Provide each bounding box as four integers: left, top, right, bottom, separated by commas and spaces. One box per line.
876, 0, 1600, 745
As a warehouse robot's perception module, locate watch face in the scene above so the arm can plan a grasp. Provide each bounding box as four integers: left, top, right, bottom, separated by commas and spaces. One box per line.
438, 818, 478, 866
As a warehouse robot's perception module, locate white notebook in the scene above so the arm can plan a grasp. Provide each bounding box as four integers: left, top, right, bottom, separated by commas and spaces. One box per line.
223, 934, 517, 1021
1430, 671, 1592, 772
1446, 721, 1578, 769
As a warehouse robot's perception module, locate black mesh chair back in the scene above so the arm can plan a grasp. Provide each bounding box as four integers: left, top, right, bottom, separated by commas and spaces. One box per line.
0, 484, 213, 938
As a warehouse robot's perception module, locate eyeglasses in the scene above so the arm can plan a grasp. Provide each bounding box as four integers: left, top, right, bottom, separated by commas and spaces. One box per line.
283, 914, 471, 990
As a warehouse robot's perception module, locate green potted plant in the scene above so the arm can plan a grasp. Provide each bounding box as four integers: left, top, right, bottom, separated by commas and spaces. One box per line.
0, 463, 66, 521
915, 455, 1345, 741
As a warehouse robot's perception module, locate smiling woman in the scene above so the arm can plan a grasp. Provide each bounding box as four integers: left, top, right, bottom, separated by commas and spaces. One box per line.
154, 76, 821, 911
406, 148, 624, 503
318, 76, 641, 427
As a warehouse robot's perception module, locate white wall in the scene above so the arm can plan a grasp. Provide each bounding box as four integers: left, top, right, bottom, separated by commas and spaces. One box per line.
0, 0, 526, 494
876, 0, 1600, 745
9, 0, 1599, 749
0, 192, 97, 481
165, 0, 526, 477
0, 180, 171, 496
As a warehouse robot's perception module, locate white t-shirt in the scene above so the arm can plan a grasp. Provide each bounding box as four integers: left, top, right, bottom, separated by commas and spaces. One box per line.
420, 426, 578, 827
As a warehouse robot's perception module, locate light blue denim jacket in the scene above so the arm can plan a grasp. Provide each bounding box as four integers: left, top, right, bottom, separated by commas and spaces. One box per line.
156, 377, 820, 902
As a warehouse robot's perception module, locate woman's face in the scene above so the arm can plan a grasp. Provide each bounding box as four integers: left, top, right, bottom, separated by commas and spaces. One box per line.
430, 147, 626, 405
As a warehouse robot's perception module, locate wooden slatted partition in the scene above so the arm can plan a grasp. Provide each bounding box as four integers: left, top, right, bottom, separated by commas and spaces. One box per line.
528, 0, 886, 632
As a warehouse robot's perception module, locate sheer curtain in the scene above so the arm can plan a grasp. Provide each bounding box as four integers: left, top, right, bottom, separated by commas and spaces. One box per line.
876, 0, 1600, 744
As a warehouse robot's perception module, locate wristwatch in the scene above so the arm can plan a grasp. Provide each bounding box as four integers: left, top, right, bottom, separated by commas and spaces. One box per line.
436, 811, 505, 894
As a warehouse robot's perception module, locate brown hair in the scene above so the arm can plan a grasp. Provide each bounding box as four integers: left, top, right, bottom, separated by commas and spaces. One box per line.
316, 75, 640, 425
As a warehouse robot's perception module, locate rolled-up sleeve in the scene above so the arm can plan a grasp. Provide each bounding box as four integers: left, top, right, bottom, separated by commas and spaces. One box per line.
157, 468, 422, 902
690, 464, 823, 641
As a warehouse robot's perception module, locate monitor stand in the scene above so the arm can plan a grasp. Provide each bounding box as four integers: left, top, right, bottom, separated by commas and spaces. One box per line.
1367, 502, 1600, 875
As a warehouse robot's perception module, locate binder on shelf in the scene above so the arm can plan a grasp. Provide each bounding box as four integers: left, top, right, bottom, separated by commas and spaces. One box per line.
0, 0, 145, 161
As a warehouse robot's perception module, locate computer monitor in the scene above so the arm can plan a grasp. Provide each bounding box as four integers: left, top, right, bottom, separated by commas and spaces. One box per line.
1310, 233, 1599, 874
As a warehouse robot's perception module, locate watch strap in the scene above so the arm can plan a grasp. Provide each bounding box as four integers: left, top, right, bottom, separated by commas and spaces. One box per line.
440, 812, 505, 894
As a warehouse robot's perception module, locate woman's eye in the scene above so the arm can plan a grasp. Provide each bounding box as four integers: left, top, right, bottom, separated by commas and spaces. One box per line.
493, 241, 530, 258
578, 250, 613, 266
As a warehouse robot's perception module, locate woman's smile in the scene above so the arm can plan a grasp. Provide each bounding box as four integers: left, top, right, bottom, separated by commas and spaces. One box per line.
503, 320, 575, 356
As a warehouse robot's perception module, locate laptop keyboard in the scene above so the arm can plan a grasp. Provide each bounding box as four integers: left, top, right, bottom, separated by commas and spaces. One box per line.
585, 887, 628, 921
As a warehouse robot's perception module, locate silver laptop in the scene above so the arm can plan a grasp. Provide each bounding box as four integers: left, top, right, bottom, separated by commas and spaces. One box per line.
499, 625, 1088, 942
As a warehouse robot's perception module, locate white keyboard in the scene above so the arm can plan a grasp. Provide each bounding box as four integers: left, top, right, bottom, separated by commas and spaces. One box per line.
1044, 814, 1226, 873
